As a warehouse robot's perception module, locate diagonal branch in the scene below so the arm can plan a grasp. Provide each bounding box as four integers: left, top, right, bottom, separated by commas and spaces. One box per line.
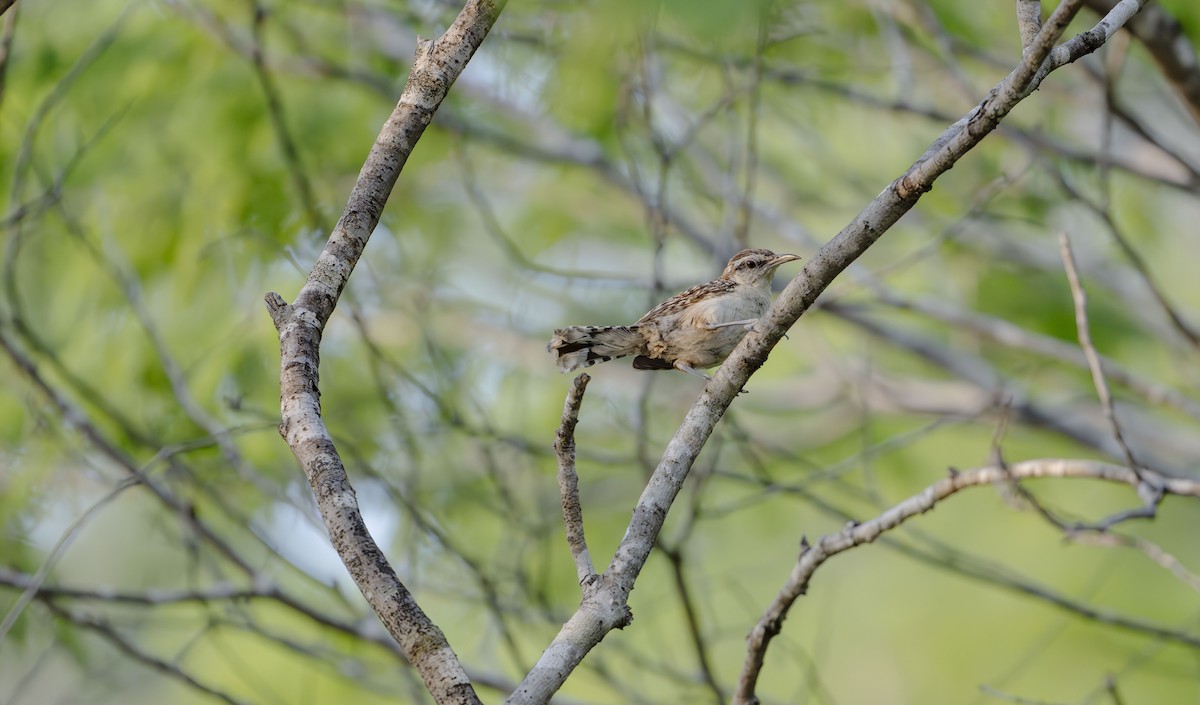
263, 1, 506, 703
508, 2, 1154, 703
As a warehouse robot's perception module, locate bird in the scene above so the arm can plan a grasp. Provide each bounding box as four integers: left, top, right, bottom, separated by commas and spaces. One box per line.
547, 248, 801, 380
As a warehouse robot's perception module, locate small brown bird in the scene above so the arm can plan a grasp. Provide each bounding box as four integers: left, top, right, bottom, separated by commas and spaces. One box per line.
548, 249, 801, 380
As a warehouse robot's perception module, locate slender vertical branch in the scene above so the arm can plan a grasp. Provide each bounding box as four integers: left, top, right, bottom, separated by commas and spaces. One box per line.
555, 373, 596, 585
733, 3, 770, 249
249, 2, 323, 232
1057, 233, 1140, 472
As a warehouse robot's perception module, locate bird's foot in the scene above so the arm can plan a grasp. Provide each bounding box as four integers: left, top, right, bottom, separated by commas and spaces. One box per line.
673, 362, 713, 381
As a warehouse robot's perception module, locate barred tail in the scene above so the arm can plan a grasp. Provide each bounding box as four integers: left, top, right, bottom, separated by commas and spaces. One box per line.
547, 325, 645, 372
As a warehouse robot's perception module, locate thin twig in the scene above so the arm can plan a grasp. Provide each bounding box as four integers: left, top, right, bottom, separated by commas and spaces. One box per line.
1105, 673, 1126, 705
0, 331, 256, 577
555, 373, 596, 585
249, 2, 324, 232
0, 478, 138, 643
659, 544, 724, 705
1054, 172, 1200, 349
1057, 233, 1148, 482
713, 461, 1200, 653
732, 3, 769, 249
734, 459, 1198, 704
1069, 531, 1200, 592
44, 602, 251, 705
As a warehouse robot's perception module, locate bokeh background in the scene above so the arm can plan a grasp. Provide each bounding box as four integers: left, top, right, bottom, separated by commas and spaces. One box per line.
2, 1, 1200, 703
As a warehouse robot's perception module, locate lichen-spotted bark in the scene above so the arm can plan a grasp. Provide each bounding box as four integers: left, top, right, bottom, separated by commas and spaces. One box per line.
266, 1, 506, 703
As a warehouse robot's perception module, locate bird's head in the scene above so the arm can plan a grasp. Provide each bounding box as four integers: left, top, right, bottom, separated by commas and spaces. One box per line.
719, 248, 802, 287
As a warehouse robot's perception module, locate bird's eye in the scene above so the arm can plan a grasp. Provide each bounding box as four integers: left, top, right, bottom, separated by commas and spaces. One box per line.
744, 260, 759, 269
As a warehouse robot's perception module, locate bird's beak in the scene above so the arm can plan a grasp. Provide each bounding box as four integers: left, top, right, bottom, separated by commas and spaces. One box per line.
770, 253, 802, 267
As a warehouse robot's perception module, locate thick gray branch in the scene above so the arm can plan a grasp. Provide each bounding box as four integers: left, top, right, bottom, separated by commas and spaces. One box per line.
508, 2, 1152, 703
265, 2, 505, 704
1016, 0, 1043, 53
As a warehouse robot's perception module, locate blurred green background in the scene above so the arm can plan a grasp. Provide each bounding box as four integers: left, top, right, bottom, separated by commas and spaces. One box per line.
2, 0, 1200, 703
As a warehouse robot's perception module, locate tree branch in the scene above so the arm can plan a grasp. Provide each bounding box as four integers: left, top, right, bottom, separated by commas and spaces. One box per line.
509, 2, 1163, 704
44, 601, 251, 705
263, 1, 506, 703
1016, 1, 1043, 53
556, 373, 597, 586
1058, 233, 1141, 473
735, 459, 1200, 704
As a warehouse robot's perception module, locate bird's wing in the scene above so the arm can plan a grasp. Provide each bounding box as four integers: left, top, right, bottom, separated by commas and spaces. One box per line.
635, 279, 738, 325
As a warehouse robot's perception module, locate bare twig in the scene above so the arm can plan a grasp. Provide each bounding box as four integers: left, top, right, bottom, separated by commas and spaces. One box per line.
714, 461, 1200, 652
1105, 673, 1127, 705
0, 331, 256, 578
555, 373, 596, 585
0, 478, 138, 643
1068, 532, 1200, 592
732, 4, 770, 249
827, 303, 1188, 474
1058, 234, 1153, 502
1058, 235, 1128, 462
1052, 169, 1200, 350
44, 602, 251, 705
660, 544, 724, 705
872, 290, 1200, 420
735, 459, 1199, 704
249, 2, 324, 231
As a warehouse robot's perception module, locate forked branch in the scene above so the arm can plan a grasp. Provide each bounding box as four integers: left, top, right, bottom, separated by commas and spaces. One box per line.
510, 2, 1153, 703
735, 460, 1200, 704
264, 2, 506, 703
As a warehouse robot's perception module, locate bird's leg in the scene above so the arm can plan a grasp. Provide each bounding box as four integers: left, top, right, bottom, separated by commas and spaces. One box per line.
742, 319, 789, 339
702, 318, 758, 331
673, 361, 713, 381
